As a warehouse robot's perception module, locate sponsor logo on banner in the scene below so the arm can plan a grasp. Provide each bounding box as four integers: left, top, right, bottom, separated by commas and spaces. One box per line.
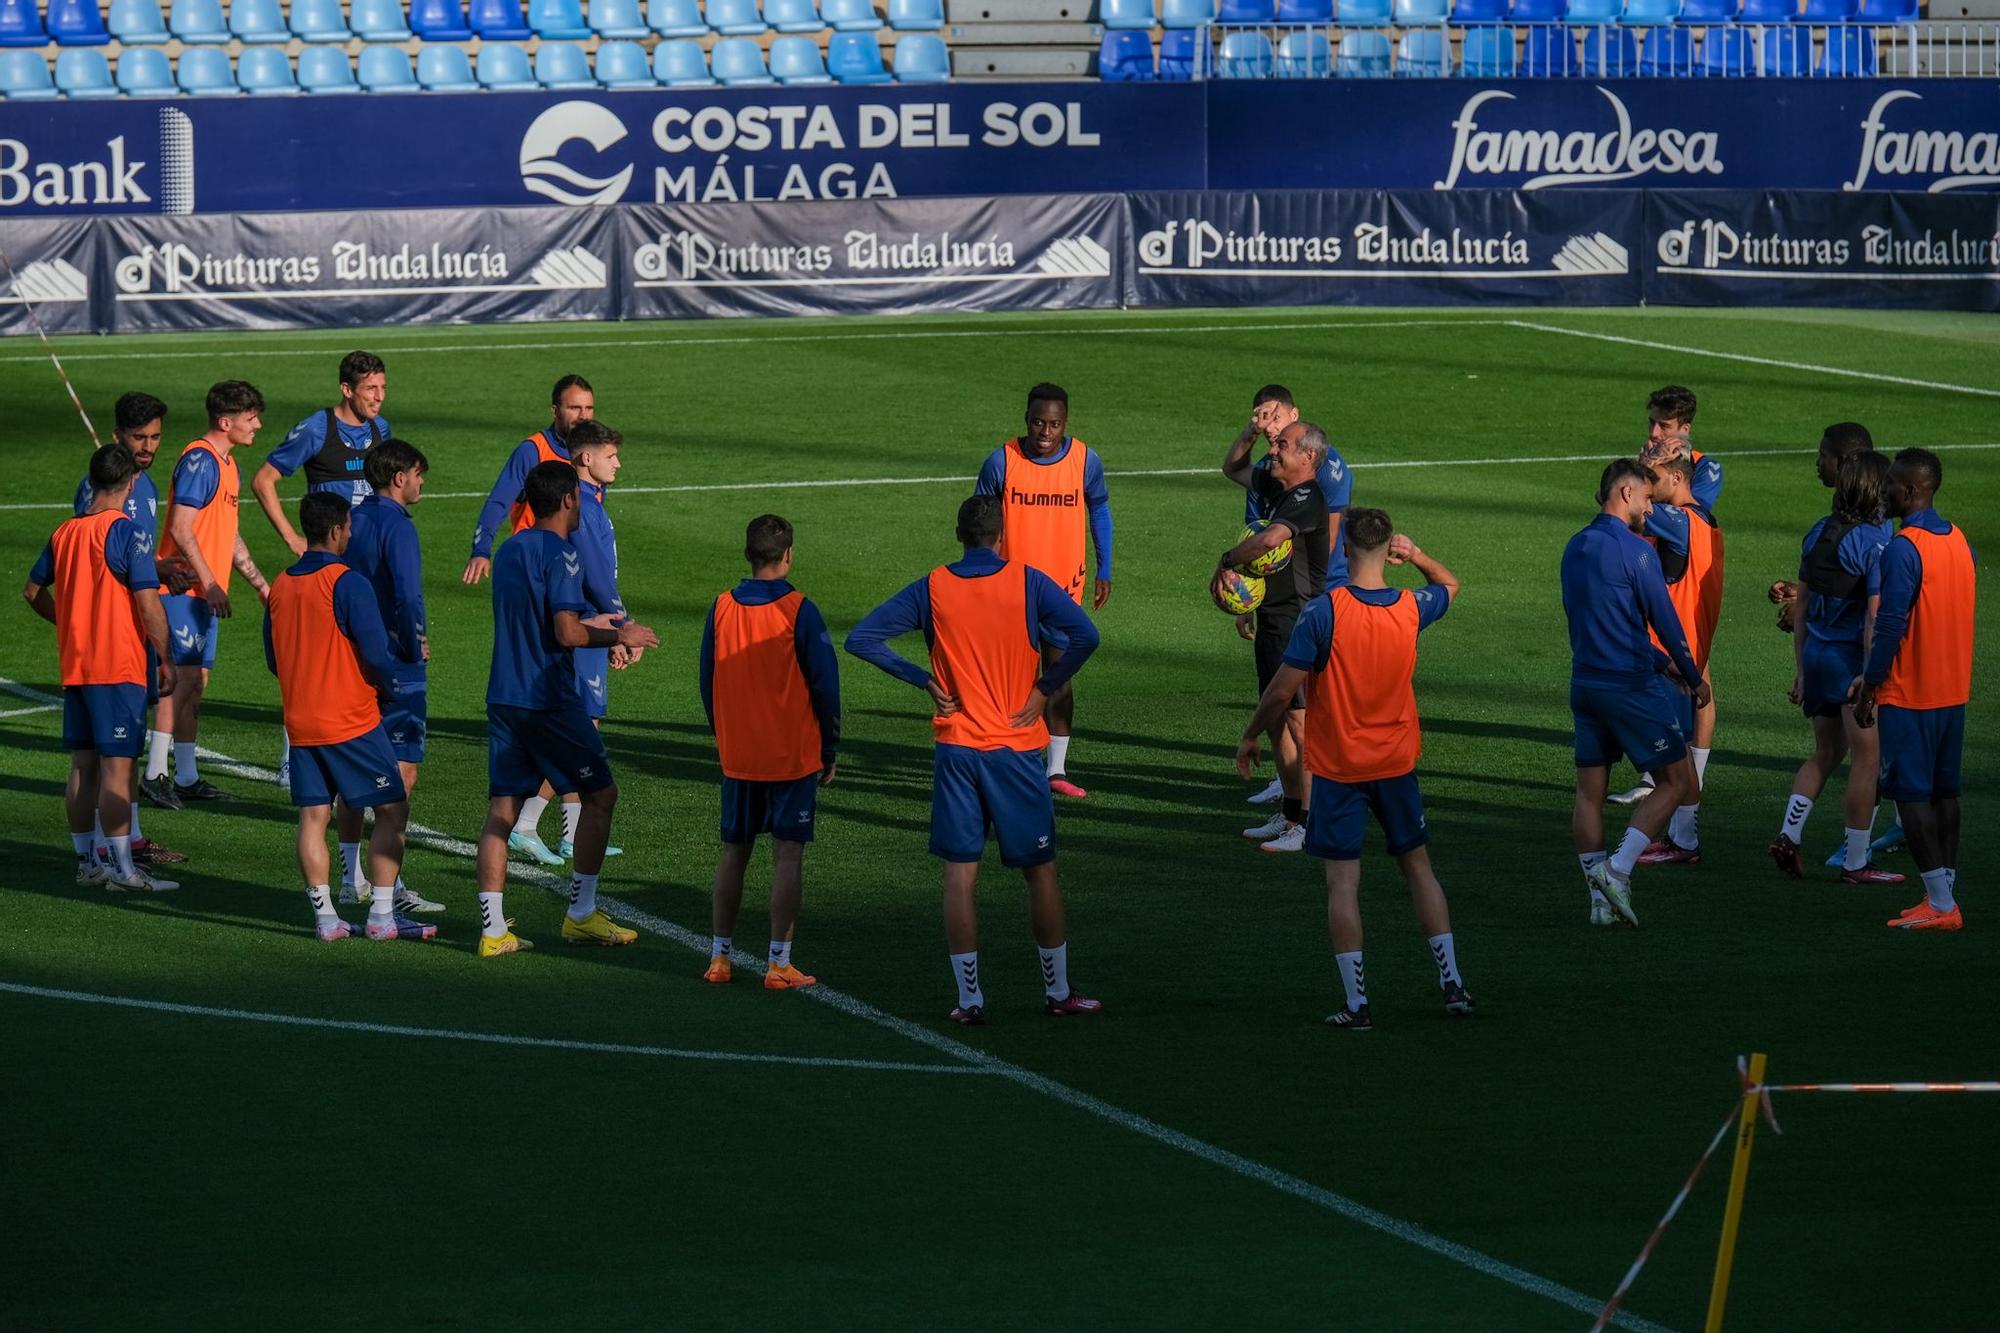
111, 235, 607, 301
1433, 88, 1723, 190
631, 224, 1109, 287
1846, 91, 2000, 193
1136, 216, 1628, 278
519, 102, 635, 207
1, 257, 89, 306
0, 109, 190, 214
1656, 213, 2000, 280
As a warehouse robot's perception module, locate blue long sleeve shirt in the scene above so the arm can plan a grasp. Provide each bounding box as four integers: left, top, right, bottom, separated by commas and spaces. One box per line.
1864, 507, 1976, 687
573, 480, 624, 620
470, 429, 569, 560
262, 551, 401, 694
343, 495, 426, 669
1691, 453, 1723, 511
974, 438, 1114, 580
699, 578, 842, 766
74, 469, 159, 536
1561, 513, 1701, 690
843, 547, 1100, 695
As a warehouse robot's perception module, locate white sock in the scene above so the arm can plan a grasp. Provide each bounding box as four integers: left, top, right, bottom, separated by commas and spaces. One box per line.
174, 741, 198, 785
129, 802, 143, 842
711, 934, 732, 958
278, 731, 290, 766
1334, 950, 1367, 1013
307, 883, 336, 923
146, 730, 171, 780
369, 887, 395, 923
1427, 933, 1461, 989
1668, 804, 1700, 851
91, 812, 108, 861
566, 871, 598, 921
479, 890, 507, 939
561, 800, 582, 846
108, 835, 135, 879
1046, 735, 1071, 778
1609, 825, 1652, 881
1843, 827, 1871, 872
512, 795, 548, 837
1038, 942, 1070, 1000
339, 842, 362, 891
769, 939, 792, 968
1579, 850, 1609, 906
950, 950, 984, 1009
1921, 867, 1955, 912
1690, 746, 1711, 785
70, 831, 93, 861
1780, 793, 1813, 844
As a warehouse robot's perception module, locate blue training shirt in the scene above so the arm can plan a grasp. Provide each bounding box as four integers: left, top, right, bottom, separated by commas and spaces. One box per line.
73, 469, 160, 536
698, 578, 843, 766
487, 527, 589, 711
1691, 454, 1723, 511
260, 551, 400, 690
1561, 512, 1702, 690
31, 513, 160, 595
169, 446, 224, 512
1864, 507, 1978, 687
973, 438, 1115, 580
1281, 583, 1451, 673
344, 495, 426, 671
844, 547, 1100, 695
1800, 515, 1893, 650
266, 411, 392, 506
471, 429, 569, 560
1248, 445, 1353, 588
574, 480, 624, 621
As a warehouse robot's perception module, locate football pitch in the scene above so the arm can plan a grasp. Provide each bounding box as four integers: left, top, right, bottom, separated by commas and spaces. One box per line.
2, 305, 1995, 1330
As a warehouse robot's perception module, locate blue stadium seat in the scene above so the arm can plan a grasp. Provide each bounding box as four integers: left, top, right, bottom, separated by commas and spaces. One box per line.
1697, 23, 1750, 72
711, 33, 776, 81
535, 39, 596, 85
1678, 0, 1734, 18
117, 46, 179, 92
0, 0, 46, 46
1639, 25, 1693, 71
108, 0, 171, 43
593, 37, 654, 83
707, 0, 767, 31
769, 33, 834, 80
1579, 23, 1636, 70
49, 0, 111, 44
648, 0, 707, 32
591, 0, 651, 35
1282, 28, 1332, 73
526, 0, 589, 34
176, 43, 239, 91
1393, 0, 1448, 19
1217, 29, 1273, 75
238, 46, 300, 93
1221, 0, 1276, 22
1737, 0, 1795, 18
410, 0, 472, 36
1564, 0, 1619, 20
894, 30, 950, 77
766, 0, 825, 30
1816, 24, 1874, 72
470, 0, 533, 35
1799, 0, 1854, 18
889, 0, 942, 27
359, 43, 419, 87
352, 0, 414, 37
826, 28, 891, 79
1157, 26, 1207, 76
1394, 26, 1448, 72
1332, 31, 1386, 74
291, 0, 354, 41
1857, 0, 1913, 21
1620, 0, 1678, 23
1279, 0, 1332, 19
1520, 23, 1577, 71
1100, 0, 1156, 26
1161, 0, 1217, 26
0, 48, 57, 94
299, 44, 360, 91
1337, 0, 1390, 23
822, 0, 881, 28
653, 36, 715, 81
1761, 22, 1811, 72
1509, 0, 1564, 20
1458, 24, 1513, 69
475, 40, 537, 85
169, 0, 231, 42
55, 48, 116, 94
1449, 0, 1506, 23
416, 42, 478, 86
230, 0, 291, 43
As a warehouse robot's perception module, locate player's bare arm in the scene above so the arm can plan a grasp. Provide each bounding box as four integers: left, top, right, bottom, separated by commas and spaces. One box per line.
21, 578, 56, 624
250, 461, 306, 557
1235, 664, 1309, 777
1390, 534, 1460, 603
1221, 421, 1261, 489
232, 534, 270, 605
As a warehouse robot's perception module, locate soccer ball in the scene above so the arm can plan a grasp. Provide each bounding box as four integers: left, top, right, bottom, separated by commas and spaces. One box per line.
1214, 568, 1265, 615
1235, 520, 1292, 577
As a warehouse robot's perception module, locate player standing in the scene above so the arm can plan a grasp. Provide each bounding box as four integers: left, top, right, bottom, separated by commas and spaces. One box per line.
265, 493, 430, 943
1219, 421, 1334, 853
249, 351, 390, 556
1562, 459, 1709, 927
24, 443, 179, 893
699, 514, 840, 989
1235, 509, 1468, 1030
475, 462, 658, 957
152, 382, 273, 802
973, 383, 1112, 800
845, 494, 1103, 1024
1854, 449, 1978, 931
461, 374, 595, 586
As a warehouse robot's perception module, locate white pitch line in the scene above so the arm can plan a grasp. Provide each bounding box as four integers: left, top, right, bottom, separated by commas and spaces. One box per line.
0, 981, 984, 1076
0, 702, 60, 718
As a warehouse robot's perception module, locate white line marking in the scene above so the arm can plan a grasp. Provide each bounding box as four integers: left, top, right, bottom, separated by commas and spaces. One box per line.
0, 981, 981, 1075
1504, 320, 2000, 399
0, 702, 60, 718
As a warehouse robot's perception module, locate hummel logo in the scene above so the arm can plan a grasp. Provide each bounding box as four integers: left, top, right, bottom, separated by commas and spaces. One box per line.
798, 810, 811, 822
174, 624, 199, 649
585, 676, 603, 692
113, 726, 128, 739
1653, 738, 1669, 751
1036, 835, 1051, 849
375, 775, 390, 788
563, 554, 581, 577
578, 765, 594, 778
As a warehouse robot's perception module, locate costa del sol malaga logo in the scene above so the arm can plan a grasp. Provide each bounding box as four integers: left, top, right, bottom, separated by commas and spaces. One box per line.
519, 102, 634, 207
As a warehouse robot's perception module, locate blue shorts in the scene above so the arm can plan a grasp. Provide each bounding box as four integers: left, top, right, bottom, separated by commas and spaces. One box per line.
289, 725, 407, 810
1305, 771, 1429, 861
163, 596, 218, 669
575, 647, 610, 721
931, 744, 1055, 868
382, 670, 427, 765
1669, 682, 1696, 739
62, 683, 146, 758
1878, 704, 1964, 804
1800, 639, 1862, 719
721, 773, 819, 845
1571, 677, 1688, 773
488, 702, 612, 799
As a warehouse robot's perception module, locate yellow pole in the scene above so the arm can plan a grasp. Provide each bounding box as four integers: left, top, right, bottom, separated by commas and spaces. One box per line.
1705, 1052, 1768, 1333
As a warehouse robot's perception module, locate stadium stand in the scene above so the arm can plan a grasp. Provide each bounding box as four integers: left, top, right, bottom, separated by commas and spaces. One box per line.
115, 40, 175, 85
358, 40, 418, 84
895, 28, 950, 74
106, 0, 169, 40
289, 0, 353, 41
594, 33, 654, 79
415, 37, 475, 81
298, 40, 359, 87
654, 33, 717, 77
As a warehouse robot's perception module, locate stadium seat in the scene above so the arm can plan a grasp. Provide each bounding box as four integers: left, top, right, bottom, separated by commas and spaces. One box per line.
590, 36, 650, 82
1394, 26, 1449, 72
708, 0, 767, 30
653, 35, 715, 81
535, 39, 596, 85
1678, 0, 1734, 19
475, 40, 538, 86
291, 0, 354, 41
1520, 23, 1577, 71
1509, 0, 1564, 18
1856, 0, 1913, 21
0, 0, 45, 46
1099, 28, 1153, 77
1620, 0, 1678, 23
1161, 0, 1217, 27
711, 33, 776, 82
410, 0, 472, 36
230, 0, 292, 43
1737, 0, 1795, 17
1157, 26, 1208, 76
1816, 23, 1875, 72
1449, 0, 1506, 23
1799, 0, 1854, 18
416, 42, 477, 86
117, 45, 179, 92
1639, 25, 1693, 71
1697, 23, 1750, 72
1563, 0, 1619, 20
826, 28, 890, 79
1221, 0, 1276, 22
822, 0, 882, 28
1459, 24, 1513, 69
526, 0, 589, 35
1332, 30, 1385, 74
1281, 28, 1332, 73
1101, 0, 1156, 26
769, 33, 834, 81
1336, 0, 1390, 23
470, 0, 533, 35
889, 0, 943, 27
352, 0, 414, 37
55, 48, 116, 94
176, 43, 238, 91
108, 0, 171, 43
0, 47, 56, 94
1279, 0, 1332, 19
894, 30, 950, 78
1761, 22, 1811, 71
238, 47, 299, 93
648, 0, 707, 32
1579, 24, 1636, 70
765, 0, 825, 30
299, 44, 360, 91
591, 0, 651, 35
169, 0, 231, 42
1393, 0, 1447, 19
1217, 29, 1273, 75
358, 43, 419, 87
49, 0, 112, 44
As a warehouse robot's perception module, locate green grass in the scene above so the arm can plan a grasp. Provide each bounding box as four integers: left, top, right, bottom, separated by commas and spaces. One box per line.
1, 306, 1995, 1330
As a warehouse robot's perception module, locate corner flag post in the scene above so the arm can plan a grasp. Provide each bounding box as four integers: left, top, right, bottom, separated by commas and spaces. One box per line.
1704, 1051, 1768, 1333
